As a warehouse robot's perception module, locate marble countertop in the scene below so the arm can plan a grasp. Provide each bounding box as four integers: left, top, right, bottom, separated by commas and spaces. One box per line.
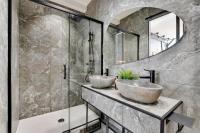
82, 84, 183, 119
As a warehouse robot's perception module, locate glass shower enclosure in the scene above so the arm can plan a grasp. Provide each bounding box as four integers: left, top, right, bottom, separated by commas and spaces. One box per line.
19, 0, 103, 132
64, 13, 103, 132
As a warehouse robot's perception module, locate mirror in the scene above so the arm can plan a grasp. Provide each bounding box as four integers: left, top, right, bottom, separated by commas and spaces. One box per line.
106, 7, 184, 65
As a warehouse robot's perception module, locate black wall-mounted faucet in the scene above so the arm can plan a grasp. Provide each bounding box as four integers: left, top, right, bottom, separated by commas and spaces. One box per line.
104, 68, 109, 76
140, 69, 155, 83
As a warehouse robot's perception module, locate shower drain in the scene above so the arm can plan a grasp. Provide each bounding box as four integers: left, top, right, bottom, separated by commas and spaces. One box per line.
58, 118, 65, 123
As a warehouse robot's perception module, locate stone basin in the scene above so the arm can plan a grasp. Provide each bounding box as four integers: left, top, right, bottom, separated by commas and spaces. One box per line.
89, 75, 116, 89
116, 79, 163, 104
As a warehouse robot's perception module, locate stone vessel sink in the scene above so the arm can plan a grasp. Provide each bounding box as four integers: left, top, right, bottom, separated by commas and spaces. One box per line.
89, 75, 116, 89
116, 79, 163, 104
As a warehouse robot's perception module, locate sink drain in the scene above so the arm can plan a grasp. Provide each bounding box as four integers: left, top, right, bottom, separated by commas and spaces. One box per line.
58, 118, 65, 123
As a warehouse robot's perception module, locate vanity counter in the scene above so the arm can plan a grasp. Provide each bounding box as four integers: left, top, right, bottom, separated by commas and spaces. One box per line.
82, 84, 183, 133
82, 84, 182, 119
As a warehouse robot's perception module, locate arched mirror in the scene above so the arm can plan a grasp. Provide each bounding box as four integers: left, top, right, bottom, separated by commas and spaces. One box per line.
106, 7, 184, 65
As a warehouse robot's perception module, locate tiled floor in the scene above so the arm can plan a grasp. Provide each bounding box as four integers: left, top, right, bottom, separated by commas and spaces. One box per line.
16, 104, 99, 133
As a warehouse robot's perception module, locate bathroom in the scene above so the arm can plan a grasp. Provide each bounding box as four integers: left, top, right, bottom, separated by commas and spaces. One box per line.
0, 0, 200, 133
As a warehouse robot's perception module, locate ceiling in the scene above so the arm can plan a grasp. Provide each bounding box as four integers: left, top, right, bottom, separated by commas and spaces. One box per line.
49, 0, 92, 13
111, 8, 142, 25
48, 0, 140, 25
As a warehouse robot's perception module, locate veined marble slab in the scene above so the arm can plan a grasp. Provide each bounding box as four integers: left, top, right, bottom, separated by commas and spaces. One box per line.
82, 84, 182, 119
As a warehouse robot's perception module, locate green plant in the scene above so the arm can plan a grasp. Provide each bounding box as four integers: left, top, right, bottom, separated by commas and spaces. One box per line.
118, 69, 139, 80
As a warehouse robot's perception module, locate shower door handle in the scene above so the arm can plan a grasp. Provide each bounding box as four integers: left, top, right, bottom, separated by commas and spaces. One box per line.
63, 64, 67, 79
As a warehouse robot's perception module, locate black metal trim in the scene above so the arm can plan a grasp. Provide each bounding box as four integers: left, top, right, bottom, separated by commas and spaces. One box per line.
176, 16, 180, 41
67, 14, 71, 131
160, 119, 165, 133
101, 23, 104, 75
82, 86, 183, 121
161, 101, 183, 120
145, 11, 170, 21
109, 24, 140, 37
86, 102, 89, 131
8, 0, 12, 132
101, 119, 118, 133
137, 36, 140, 60
62, 118, 100, 133
122, 127, 125, 133
148, 20, 150, 57
122, 34, 124, 61
63, 64, 66, 79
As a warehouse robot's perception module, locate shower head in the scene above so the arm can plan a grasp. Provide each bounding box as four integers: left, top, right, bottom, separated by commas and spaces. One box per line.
70, 14, 82, 22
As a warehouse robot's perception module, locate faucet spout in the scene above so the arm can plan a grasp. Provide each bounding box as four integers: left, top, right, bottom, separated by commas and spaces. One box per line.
140, 69, 155, 83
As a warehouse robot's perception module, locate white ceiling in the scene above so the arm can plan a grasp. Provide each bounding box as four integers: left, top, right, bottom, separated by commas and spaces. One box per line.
49, 0, 92, 13
48, 0, 140, 25
111, 8, 141, 25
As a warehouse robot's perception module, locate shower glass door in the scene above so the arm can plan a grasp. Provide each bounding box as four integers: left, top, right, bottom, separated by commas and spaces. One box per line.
61, 14, 102, 132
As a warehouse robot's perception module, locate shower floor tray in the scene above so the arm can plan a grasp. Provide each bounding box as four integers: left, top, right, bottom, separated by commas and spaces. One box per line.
16, 104, 99, 133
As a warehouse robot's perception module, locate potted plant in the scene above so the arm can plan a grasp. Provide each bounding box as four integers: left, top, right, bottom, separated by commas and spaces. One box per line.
117, 69, 139, 81
116, 69, 140, 90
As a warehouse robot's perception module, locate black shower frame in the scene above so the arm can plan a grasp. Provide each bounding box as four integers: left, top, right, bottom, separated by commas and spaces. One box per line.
8, 0, 12, 133
8, 0, 104, 133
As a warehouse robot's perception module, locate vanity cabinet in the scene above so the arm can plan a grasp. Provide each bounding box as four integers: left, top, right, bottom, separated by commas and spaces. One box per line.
122, 106, 160, 133
82, 87, 123, 125
82, 85, 182, 133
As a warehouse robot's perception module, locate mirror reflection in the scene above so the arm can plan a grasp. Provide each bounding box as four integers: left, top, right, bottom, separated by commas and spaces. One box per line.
107, 26, 139, 64
106, 7, 184, 64
149, 12, 184, 56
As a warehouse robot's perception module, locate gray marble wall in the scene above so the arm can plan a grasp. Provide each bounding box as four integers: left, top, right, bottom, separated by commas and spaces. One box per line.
19, 0, 102, 119
104, 27, 117, 68
19, 0, 75, 118
19, 0, 68, 118
12, 0, 20, 132
87, 0, 200, 132
0, 0, 8, 133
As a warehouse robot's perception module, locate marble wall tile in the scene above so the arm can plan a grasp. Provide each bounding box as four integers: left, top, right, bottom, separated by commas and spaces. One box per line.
0, 0, 8, 133
11, 0, 20, 132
